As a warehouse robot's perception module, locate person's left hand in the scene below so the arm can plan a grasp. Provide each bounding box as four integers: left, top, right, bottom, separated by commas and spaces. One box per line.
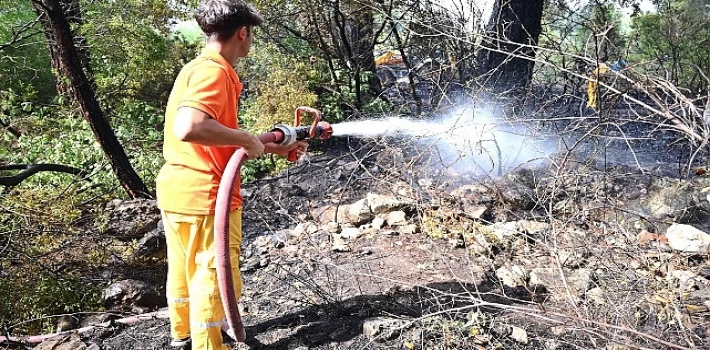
265, 141, 309, 160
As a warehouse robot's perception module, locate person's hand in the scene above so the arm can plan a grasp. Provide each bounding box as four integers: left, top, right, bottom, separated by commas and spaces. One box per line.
266, 141, 308, 160
242, 136, 265, 159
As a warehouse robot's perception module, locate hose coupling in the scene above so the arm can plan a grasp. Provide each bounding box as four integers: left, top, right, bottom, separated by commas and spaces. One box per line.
271, 124, 298, 146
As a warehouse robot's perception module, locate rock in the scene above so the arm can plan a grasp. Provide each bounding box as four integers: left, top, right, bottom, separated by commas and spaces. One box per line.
643, 180, 695, 220
495, 265, 527, 288
669, 270, 699, 290
398, 224, 418, 235
497, 181, 536, 211
272, 229, 291, 247
366, 193, 413, 214
55, 315, 78, 333
665, 224, 710, 253
557, 248, 586, 268
462, 204, 489, 220
371, 217, 386, 230
417, 178, 433, 188
331, 235, 351, 252
489, 221, 519, 245
35, 333, 88, 350
348, 199, 374, 225
684, 289, 710, 314
102, 279, 164, 313
529, 268, 594, 298
467, 233, 493, 255
79, 313, 119, 328
239, 188, 254, 198
310, 205, 350, 225
585, 287, 606, 305
340, 227, 362, 240
132, 227, 166, 258
510, 326, 528, 344
387, 211, 408, 226
102, 198, 160, 239
517, 220, 550, 235
450, 184, 494, 204
292, 222, 319, 237
362, 317, 407, 341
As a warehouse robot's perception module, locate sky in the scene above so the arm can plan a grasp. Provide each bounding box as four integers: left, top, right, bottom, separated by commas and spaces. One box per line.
438, 0, 657, 28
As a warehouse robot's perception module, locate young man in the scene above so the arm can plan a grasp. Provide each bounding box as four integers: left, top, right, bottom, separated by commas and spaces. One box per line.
156, 1, 307, 349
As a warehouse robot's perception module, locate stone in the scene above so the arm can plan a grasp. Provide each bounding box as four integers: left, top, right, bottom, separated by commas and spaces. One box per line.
340, 227, 362, 240
35, 333, 88, 350
331, 235, 351, 252
529, 268, 594, 298
387, 211, 408, 226
79, 313, 118, 328
254, 235, 271, 247
362, 317, 406, 341
557, 248, 586, 267
510, 326, 528, 344
132, 228, 166, 258
669, 270, 699, 290
102, 279, 164, 313
310, 205, 351, 225
517, 220, 550, 235
371, 217, 386, 230
585, 287, 606, 305
665, 224, 710, 253
495, 265, 527, 288
102, 198, 160, 239
398, 224, 418, 235
366, 193, 413, 214
292, 222, 319, 236
463, 205, 489, 220
348, 199, 374, 225
55, 315, 78, 333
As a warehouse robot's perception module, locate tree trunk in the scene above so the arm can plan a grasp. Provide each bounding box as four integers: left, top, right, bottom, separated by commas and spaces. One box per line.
476, 0, 545, 94
32, 0, 151, 199
34, 0, 94, 98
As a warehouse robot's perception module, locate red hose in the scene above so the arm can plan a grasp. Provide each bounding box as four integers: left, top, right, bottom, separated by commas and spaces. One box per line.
214, 131, 284, 342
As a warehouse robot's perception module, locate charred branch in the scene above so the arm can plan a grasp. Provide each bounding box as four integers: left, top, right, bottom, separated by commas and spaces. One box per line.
0, 164, 87, 187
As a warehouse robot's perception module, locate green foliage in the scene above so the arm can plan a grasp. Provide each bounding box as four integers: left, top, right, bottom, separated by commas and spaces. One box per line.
630, 0, 710, 91
0, 189, 102, 334
238, 42, 319, 133
0, 1, 56, 102
0, 269, 102, 334
237, 41, 321, 180
81, 0, 200, 107
0, 97, 163, 195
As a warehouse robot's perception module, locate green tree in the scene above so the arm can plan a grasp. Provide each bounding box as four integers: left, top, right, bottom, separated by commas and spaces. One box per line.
0, 1, 55, 101
31, 0, 151, 198
630, 0, 710, 92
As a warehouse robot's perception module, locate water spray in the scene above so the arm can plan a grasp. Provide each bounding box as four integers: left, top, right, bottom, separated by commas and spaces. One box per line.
328, 106, 553, 177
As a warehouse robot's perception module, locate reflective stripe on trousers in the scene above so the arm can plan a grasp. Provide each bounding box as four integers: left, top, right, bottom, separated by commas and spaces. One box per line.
163, 210, 243, 350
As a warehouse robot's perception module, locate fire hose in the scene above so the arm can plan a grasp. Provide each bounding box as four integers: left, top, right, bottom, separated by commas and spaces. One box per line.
214, 106, 332, 342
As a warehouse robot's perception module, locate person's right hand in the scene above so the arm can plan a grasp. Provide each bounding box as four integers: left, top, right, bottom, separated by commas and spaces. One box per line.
242, 136, 265, 159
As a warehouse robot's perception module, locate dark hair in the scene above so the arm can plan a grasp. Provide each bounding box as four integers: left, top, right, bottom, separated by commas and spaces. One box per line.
195, 0, 264, 40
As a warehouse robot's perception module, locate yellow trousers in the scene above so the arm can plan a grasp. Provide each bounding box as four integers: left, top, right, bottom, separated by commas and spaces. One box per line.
162, 210, 243, 350
587, 80, 599, 108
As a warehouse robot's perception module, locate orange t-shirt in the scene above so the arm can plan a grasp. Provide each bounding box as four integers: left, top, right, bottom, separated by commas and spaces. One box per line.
156, 48, 244, 215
